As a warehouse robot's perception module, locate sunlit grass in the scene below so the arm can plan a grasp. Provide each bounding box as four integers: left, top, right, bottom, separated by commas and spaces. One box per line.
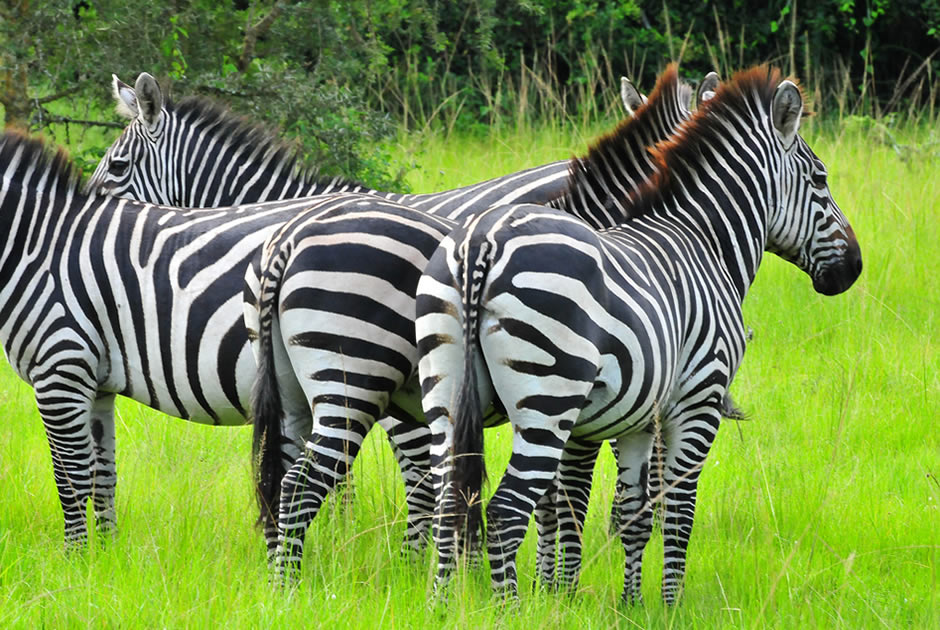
0, 121, 936, 628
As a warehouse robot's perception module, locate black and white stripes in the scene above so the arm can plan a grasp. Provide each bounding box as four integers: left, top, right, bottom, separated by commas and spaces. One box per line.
244, 67, 702, 579
414, 66, 861, 603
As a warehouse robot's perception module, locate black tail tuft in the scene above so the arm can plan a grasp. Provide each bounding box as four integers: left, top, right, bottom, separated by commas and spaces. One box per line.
450, 239, 491, 546
250, 254, 287, 531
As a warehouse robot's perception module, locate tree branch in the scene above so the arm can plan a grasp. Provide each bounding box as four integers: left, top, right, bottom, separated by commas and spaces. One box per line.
36, 85, 83, 105
40, 115, 125, 129
237, 2, 283, 72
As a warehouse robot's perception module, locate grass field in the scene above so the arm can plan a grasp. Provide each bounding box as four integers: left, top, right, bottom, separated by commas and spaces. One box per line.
0, 118, 937, 628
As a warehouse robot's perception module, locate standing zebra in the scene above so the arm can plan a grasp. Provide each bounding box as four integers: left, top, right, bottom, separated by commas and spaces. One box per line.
247, 65, 712, 580
74, 71, 643, 555
415, 66, 862, 603
0, 131, 352, 548
81, 69, 695, 557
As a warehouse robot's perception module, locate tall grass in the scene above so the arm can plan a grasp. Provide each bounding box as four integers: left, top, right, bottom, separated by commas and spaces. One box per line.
0, 116, 936, 628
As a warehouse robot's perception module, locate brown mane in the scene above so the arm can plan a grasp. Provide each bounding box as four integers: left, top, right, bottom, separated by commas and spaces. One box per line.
556, 63, 692, 223
627, 65, 805, 218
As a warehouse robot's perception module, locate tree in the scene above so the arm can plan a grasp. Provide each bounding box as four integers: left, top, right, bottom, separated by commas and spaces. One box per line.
0, 0, 406, 189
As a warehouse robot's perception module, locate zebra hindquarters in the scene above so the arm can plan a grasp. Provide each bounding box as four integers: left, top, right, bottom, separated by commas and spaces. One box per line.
416, 247, 496, 592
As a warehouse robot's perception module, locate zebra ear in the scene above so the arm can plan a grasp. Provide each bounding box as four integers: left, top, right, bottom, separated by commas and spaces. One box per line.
696, 71, 720, 108
620, 76, 647, 116
134, 72, 164, 131
772, 80, 803, 149
112, 74, 138, 119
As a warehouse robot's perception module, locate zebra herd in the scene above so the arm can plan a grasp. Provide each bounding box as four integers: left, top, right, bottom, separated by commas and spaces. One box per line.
0, 63, 861, 605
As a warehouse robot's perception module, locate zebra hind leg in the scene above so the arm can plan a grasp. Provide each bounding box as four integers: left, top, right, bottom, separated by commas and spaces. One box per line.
533, 477, 560, 588
379, 408, 435, 556
552, 438, 602, 592
275, 414, 373, 583
485, 423, 574, 599
613, 430, 656, 606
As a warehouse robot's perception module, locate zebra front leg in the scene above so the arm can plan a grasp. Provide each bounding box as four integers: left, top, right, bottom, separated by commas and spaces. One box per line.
275, 413, 373, 583
89, 393, 118, 542
552, 438, 602, 591
659, 411, 720, 604
36, 387, 98, 550
613, 430, 656, 605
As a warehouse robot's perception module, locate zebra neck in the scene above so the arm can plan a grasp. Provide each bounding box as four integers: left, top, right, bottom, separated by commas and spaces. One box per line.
656, 161, 769, 302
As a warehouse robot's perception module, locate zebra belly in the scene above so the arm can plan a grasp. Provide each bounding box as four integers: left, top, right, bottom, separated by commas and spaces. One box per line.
116, 320, 256, 426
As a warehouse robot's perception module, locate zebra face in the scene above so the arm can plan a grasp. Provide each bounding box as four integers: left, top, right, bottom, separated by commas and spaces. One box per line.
85, 73, 172, 204
765, 84, 862, 296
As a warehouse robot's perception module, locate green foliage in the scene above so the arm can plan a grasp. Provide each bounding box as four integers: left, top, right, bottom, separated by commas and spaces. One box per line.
2, 1, 939, 185
0, 1, 409, 190
0, 120, 937, 629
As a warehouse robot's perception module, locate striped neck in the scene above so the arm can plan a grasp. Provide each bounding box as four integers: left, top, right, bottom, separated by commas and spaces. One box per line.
628, 73, 791, 301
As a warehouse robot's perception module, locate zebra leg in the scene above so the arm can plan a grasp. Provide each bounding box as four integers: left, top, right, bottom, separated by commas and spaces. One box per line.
613, 430, 656, 605
611, 433, 665, 536
379, 408, 434, 555
659, 411, 720, 604
89, 393, 118, 541
553, 438, 602, 591
275, 413, 375, 582
36, 388, 97, 549
485, 423, 573, 598
428, 414, 460, 593
533, 476, 560, 587
263, 407, 309, 563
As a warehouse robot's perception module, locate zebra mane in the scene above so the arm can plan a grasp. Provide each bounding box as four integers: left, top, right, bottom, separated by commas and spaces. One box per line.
0, 130, 83, 198
169, 96, 360, 190
628, 65, 804, 218
557, 64, 691, 225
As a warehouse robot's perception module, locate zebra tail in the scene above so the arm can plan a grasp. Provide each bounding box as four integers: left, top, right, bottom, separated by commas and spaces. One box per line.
452, 238, 490, 544
251, 249, 287, 529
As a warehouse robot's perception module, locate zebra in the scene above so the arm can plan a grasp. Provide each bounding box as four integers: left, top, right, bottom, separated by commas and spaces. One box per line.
88, 72, 571, 212
247, 65, 709, 580
0, 106, 577, 555
74, 71, 636, 556
414, 66, 862, 604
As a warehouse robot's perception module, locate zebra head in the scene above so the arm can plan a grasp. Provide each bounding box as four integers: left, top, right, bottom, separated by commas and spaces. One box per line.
86, 73, 173, 202
763, 77, 862, 296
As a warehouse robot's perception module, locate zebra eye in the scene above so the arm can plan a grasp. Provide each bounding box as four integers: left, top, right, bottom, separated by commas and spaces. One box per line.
811, 171, 827, 189
108, 159, 129, 176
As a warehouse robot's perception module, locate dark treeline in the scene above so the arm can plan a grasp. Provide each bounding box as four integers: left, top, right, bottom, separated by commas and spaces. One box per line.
1, 1, 938, 188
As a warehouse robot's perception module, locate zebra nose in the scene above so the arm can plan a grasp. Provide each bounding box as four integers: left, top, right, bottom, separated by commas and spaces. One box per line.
852, 247, 863, 276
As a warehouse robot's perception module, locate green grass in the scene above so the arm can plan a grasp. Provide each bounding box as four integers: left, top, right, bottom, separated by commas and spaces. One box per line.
0, 119, 937, 628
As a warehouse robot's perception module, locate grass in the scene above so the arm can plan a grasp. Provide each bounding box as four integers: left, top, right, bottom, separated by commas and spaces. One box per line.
0, 118, 937, 629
